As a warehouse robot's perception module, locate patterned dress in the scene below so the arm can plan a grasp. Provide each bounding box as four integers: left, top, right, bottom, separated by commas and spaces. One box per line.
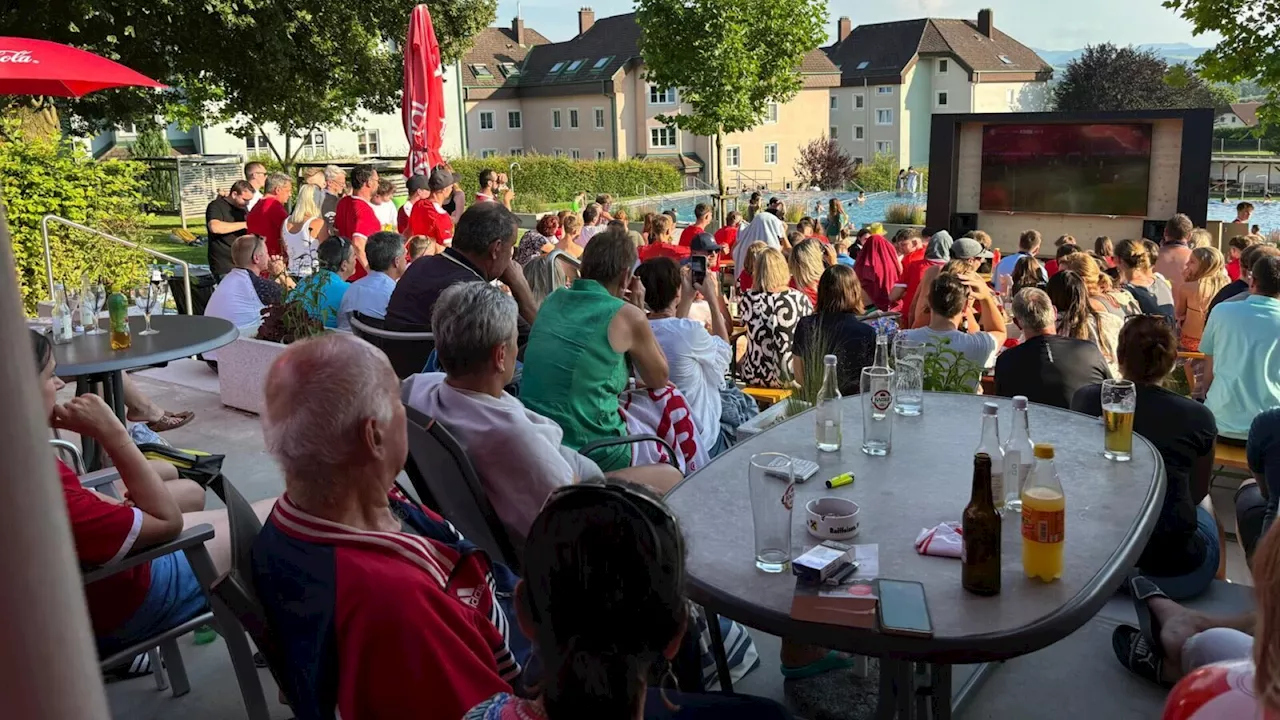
739, 289, 813, 388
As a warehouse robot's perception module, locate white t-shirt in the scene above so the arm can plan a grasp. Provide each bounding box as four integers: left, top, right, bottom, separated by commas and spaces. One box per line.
372, 200, 397, 230
247, 189, 262, 212
649, 317, 732, 451
898, 326, 1000, 389
203, 269, 265, 359
579, 224, 605, 247
401, 373, 605, 537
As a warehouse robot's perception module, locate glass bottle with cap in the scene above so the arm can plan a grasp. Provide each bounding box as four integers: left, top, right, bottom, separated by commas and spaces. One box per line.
1001, 396, 1034, 512
963, 452, 1001, 595
815, 354, 842, 452
1021, 443, 1065, 582
975, 402, 1006, 512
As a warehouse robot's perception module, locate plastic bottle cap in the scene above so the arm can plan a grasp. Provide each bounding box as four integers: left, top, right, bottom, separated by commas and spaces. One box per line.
824, 354, 837, 364
1033, 443, 1054, 459
982, 402, 998, 415
1012, 396, 1028, 410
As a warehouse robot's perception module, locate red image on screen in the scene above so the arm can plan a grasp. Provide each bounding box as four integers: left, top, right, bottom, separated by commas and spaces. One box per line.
979, 123, 1152, 217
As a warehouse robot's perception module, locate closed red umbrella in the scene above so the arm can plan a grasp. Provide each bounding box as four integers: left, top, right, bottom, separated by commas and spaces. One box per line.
402, 5, 446, 177
0, 37, 165, 97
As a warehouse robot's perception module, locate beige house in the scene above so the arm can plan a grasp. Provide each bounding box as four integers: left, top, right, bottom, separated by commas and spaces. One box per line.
825, 10, 1052, 169
460, 9, 840, 191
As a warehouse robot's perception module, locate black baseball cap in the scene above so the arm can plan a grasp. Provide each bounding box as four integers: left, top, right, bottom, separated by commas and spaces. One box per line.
406, 173, 430, 193
428, 166, 456, 192
691, 232, 719, 253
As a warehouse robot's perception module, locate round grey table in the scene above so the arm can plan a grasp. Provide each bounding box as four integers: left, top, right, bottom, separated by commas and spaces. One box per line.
665, 392, 1165, 720
53, 314, 238, 468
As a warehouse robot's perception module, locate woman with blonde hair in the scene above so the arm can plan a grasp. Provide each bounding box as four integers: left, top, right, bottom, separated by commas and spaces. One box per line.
282, 184, 327, 277
523, 253, 569, 308
556, 214, 586, 259
788, 238, 825, 305
737, 240, 769, 293
740, 248, 813, 388
1177, 246, 1228, 393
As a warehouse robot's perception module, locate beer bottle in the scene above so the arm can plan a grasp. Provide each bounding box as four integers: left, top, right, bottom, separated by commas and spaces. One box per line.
962, 452, 1001, 596
975, 402, 1006, 512
107, 285, 131, 351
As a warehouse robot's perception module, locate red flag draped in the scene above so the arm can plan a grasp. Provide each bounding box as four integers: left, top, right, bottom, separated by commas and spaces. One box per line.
403, 5, 446, 177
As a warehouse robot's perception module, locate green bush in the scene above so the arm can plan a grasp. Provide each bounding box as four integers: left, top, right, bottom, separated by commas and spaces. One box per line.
884, 203, 926, 225
856, 152, 929, 195
1, 121, 151, 313
448, 154, 680, 206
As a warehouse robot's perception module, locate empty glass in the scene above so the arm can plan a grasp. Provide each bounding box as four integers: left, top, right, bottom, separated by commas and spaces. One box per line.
1102, 379, 1136, 462
84, 282, 107, 334
134, 279, 168, 336
861, 366, 895, 456
893, 337, 926, 416
749, 453, 795, 573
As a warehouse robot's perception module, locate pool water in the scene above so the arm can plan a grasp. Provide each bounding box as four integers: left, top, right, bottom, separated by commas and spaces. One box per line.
640, 191, 926, 228
1207, 200, 1280, 234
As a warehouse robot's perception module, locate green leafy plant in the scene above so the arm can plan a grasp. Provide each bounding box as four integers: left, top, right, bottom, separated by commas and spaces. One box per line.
884, 203, 926, 225
510, 192, 549, 214
784, 204, 805, 224
256, 279, 328, 345
1, 119, 151, 314
920, 338, 984, 394
783, 321, 834, 419
449, 154, 680, 204
854, 152, 929, 194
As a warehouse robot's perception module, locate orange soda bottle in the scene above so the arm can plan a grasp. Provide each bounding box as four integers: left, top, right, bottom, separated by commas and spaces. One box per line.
1021, 443, 1064, 582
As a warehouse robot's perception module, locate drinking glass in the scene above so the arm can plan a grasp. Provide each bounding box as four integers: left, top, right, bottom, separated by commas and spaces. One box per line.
85, 283, 107, 334
1102, 379, 1136, 462
135, 281, 167, 336
892, 337, 926, 416
861, 366, 895, 456
749, 453, 795, 573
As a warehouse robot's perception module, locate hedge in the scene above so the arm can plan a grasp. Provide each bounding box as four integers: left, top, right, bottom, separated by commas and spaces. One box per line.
1, 121, 150, 314
448, 154, 681, 211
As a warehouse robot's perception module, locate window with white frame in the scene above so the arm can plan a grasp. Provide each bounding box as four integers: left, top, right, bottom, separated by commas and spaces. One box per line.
480, 149, 498, 159
649, 86, 677, 104
595, 149, 607, 160
510, 148, 524, 156
854, 125, 865, 141
764, 102, 779, 124
118, 123, 138, 135
764, 143, 778, 165
938, 59, 949, 74
936, 92, 948, 108
594, 107, 605, 129
571, 149, 581, 159
245, 133, 269, 154
830, 126, 838, 139
830, 95, 838, 110
650, 127, 677, 148
877, 86, 893, 95
479, 111, 495, 131
854, 94, 865, 109
470, 64, 493, 79
569, 108, 579, 129
875, 141, 893, 155
876, 109, 893, 125
508, 110, 522, 129
1007, 89, 1016, 105
553, 148, 565, 157
725, 145, 741, 168
552, 109, 562, 129
357, 129, 380, 156
300, 131, 327, 158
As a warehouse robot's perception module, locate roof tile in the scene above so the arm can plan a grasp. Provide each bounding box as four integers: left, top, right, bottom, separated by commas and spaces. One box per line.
462, 25, 550, 88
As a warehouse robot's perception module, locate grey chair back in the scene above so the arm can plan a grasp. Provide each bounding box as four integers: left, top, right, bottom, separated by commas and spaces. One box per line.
401, 404, 522, 572
348, 311, 436, 378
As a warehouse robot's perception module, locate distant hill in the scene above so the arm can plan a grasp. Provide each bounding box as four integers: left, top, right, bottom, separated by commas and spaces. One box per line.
1033, 42, 1210, 74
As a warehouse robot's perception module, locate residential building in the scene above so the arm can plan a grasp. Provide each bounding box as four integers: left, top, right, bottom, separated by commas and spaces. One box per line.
825, 9, 1052, 168
460, 19, 552, 158
1215, 102, 1259, 129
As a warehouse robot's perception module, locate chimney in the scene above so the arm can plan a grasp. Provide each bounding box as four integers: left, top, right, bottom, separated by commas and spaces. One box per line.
837, 17, 852, 43
579, 7, 595, 36
978, 8, 994, 38
512, 16, 526, 45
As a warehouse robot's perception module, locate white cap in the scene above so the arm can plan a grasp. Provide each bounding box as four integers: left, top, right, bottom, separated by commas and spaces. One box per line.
983, 402, 998, 415
1012, 396, 1028, 410
824, 354, 837, 364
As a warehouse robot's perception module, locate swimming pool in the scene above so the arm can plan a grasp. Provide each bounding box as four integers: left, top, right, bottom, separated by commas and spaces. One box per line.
628, 190, 925, 228
1206, 200, 1280, 234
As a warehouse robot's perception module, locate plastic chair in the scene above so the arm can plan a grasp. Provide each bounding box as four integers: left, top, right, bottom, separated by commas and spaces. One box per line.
348, 312, 436, 378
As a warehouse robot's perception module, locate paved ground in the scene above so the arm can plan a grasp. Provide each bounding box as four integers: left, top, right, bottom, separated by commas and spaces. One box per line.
98, 363, 1254, 719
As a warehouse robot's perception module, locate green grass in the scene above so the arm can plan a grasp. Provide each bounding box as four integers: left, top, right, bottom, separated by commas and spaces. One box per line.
139, 214, 208, 267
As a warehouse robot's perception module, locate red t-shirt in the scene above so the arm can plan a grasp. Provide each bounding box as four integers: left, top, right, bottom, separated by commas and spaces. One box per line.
335, 196, 382, 281
897, 249, 929, 324
790, 279, 818, 306
714, 225, 739, 260
678, 224, 706, 248
409, 201, 455, 247
1226, 257, 1242, 281
638, 243, 691, 263
59, 459, 150, 635
1045, 259, 1060, 277
397, 201, 415, 236
246, 196, 289, 258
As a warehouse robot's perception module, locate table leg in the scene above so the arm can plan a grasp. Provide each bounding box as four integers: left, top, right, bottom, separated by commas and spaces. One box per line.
876, 659, 916, 720
950, 661, 1000, 717
703, 609, 734, 694
930, 664, 952, 720
75, 376, 104, 470
106, 371, 127, 423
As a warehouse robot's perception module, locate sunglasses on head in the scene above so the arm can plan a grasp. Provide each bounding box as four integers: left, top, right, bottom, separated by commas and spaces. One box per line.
543, 481, 677, 564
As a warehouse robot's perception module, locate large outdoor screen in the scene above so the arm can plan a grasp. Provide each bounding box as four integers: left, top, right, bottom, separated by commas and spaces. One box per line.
979, 123, 1153, 217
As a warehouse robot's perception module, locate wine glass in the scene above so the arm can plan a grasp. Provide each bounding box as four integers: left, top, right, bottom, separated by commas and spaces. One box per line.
84, 282, 107, 334
134, 279, 167, 336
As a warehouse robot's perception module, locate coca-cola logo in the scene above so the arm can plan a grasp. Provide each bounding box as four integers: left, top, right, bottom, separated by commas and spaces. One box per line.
0, 50, 37, 64
872, 389, 892, 412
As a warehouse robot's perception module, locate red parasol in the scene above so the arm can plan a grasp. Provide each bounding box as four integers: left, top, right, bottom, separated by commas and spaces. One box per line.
0, 37, 166, 97
402, 5, 446, 177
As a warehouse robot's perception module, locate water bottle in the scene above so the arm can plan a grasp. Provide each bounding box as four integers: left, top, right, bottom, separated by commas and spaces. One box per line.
872, 330, 889, 369
815, 354, 842, 452
51, 283, 73, 345
975, 402, 1006, 512
1002, 396, 1035, 512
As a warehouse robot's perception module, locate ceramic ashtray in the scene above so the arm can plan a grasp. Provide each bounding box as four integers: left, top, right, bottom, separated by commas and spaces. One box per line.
805, 497, 860, 540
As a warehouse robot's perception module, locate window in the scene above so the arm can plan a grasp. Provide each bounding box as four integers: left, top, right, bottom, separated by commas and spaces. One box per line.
571, 149, 581, 159
876, 108, 893, 125
594, 107, 605, 129
566, 59, 586, 72
118, 123, 138, 135
553, 148, 565, 158
877, 86, 894, 95
357, 129, 380, 156
764, 143, 778, 165
480, 149, 498, 159
650, 127, 677, 148
649, 86, 676, 104
245, 133, 269, 154
856, 61, 870, 70
510, 148, 524, 156
725, 145, 741, 168
1007, 89, 1016, 105
830, 126, 838, 139
998, 55, 1013, 65
479, 111, 495, 131
764, 102, 779, 124
300, 131, 326, 158
936, 92, 948, 108
595, 149, 607, 160
854, 125, 865, 141
549, 61, 566, 74
854, 94, 865, 109
853, 156, 865, 165
830, 95, 838, 110
508, 110, 522, 129
876, 141, 893, 155
552, 109, 562, 130
938, 59, 949, 74
592, 56, 612, 70
499, 62, 520, 78
569, 108, 579, 129
470, 64, 493, 79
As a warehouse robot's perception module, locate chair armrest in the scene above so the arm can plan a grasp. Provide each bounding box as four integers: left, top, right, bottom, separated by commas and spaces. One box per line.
580, 434, 680, 470
79, 468, 122, 490
83, 524, 215, 585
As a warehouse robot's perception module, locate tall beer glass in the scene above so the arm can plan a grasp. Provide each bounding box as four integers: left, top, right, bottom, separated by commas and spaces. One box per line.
861, 366, 895, 456
1102, 379, 1136, 462
893, 338, 925, 416
749, 453, 795, 572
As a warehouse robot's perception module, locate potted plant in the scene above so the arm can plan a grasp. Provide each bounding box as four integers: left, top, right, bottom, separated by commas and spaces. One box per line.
920, 338, 984, 393
217, 282, 328, 415
735, 324, 833, 441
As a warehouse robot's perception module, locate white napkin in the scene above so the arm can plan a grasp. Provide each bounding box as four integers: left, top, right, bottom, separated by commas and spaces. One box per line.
915, 522, 963, 558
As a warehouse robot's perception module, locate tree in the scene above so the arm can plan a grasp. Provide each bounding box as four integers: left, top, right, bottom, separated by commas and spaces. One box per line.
1052, 44, 1217, 112
635, 0, 826, 218
1164, 0, 1280, 126
2, 0, 497, 169
794, 137, 854, 190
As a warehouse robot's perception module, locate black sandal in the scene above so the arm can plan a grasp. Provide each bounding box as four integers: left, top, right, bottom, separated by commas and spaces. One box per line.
1111, 625, 1172, 687
1128, 572, 1170, 661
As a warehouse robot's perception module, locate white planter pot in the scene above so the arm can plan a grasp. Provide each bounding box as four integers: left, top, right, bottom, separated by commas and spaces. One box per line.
216, 336, 288, 415
736, 399, 811, 442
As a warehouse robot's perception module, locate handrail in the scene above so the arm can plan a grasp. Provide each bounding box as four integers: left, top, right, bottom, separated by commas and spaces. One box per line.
42, 215, 193, 316
547, 248, 581, 269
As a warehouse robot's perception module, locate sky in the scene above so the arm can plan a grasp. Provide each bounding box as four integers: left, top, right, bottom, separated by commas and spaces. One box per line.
497, 0, 1221, 50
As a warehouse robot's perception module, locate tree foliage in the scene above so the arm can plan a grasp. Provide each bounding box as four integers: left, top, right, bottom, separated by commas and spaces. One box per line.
2, 0, 497, 168
1164, 0, 1280, 126
794, 137, 855, 190
1052, 44, 1219, 112
855, 152, 928, 194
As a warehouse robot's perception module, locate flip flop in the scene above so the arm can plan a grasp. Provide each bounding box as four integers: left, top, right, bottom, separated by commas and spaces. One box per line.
102, 651, 152, 683
780, 650, 857, 680
1111, 625, 1172, 687
145, 411, 195, 433
1127, 572, 1170, 662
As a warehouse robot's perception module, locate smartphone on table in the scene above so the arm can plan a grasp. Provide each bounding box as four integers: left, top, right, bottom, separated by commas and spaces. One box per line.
877, 579, 933, 638
690, 255, 707, 286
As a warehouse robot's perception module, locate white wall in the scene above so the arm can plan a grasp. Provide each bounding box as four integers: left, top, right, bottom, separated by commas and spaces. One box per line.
973, 80, 1050, 113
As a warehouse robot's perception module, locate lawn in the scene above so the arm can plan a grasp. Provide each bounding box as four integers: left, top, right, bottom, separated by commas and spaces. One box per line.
139, 214, 207, 267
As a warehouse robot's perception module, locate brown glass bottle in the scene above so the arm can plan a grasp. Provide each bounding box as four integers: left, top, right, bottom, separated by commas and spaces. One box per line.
962, 452, 1001, 596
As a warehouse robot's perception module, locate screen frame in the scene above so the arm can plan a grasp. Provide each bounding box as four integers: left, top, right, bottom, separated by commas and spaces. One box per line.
877, 579, 934, 637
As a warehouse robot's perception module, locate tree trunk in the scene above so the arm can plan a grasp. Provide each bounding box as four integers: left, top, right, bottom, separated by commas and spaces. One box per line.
6, 98, 60, 142
715, 127, 727, 225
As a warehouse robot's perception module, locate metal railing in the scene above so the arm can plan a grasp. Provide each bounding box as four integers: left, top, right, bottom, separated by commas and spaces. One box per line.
41, 215, 193, 316
547, 248, 581, 269
729, 169, 773, 193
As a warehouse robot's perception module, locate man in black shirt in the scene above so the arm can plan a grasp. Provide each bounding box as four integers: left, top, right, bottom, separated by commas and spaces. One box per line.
205, 180, 255, 278
993, 287, 1111, 408
320, 165, 346, 238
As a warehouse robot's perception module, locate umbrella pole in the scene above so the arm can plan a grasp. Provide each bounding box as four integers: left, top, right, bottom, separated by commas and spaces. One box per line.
0, 195, 112, 719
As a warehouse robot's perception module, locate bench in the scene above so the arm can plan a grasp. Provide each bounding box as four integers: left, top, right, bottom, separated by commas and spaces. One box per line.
742, 387, 793, 408
1216, 442, 1249, 471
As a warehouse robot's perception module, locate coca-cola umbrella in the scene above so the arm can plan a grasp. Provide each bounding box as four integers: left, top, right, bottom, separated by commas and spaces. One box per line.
0, 37, 166, 96
402, 5, 446, 177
